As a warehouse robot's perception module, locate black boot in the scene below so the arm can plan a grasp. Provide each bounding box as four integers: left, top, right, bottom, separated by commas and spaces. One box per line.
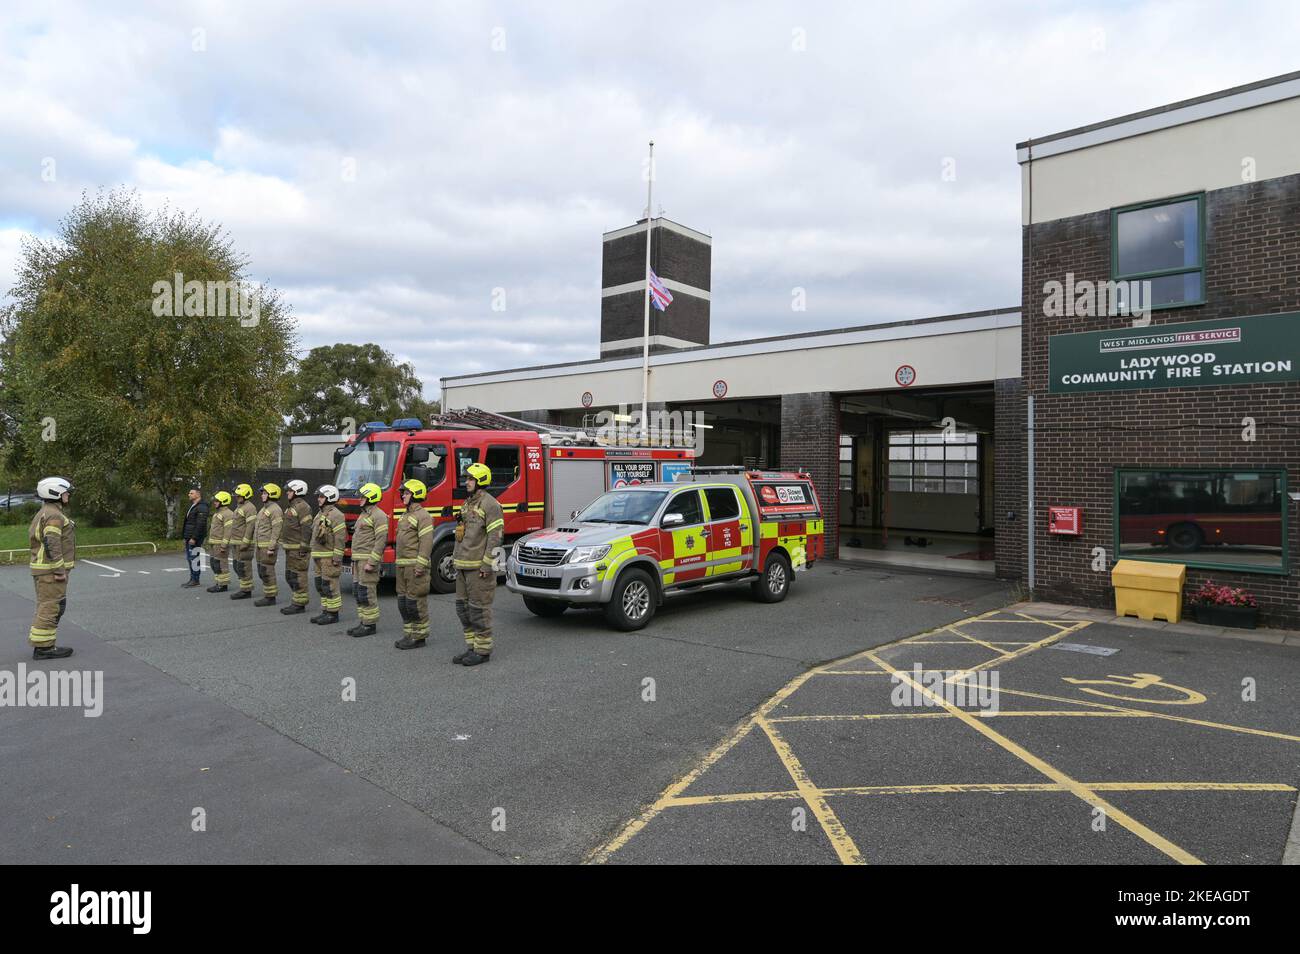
452, 646, 475, 664
394, 637, 426, 650
347, 622, 376, 637
461, 650, 491, 667
32, 645, 74, 660
206, 584, 228, 593
314, 612, 340, 626
231, 590, 252, 600
280, 604, 306, 615
253, 596, 277, 607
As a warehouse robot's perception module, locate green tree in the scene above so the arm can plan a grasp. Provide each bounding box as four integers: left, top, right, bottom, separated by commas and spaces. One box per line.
0, 188, 297, 536
286, 342, 438, 433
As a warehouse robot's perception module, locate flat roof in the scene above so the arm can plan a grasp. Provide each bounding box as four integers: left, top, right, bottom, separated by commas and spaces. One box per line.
1017, 70, 1300, 162
442, 306, 1020, 387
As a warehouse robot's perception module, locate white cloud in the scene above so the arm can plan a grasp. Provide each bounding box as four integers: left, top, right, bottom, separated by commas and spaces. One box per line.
1, 0, 1298, 407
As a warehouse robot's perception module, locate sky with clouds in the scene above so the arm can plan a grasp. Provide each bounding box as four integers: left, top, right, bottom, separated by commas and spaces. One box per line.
2, 1, 1296, 403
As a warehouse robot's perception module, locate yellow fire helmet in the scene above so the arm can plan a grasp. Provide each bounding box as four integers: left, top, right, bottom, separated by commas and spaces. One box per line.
234, 483, 254, 500
359, 482, 383, 505
401, 478, 427, 501
213, 490, 232, 507
465, 462, 492, 487
261, 482, 282, 500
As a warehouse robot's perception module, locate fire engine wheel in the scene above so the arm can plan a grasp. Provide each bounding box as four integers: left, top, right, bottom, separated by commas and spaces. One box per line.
1166, 522, 1204, 553
523, 596, 567, 618
430, 540, 457, 594
604, 568, 656, 631
752, 552, 792, 603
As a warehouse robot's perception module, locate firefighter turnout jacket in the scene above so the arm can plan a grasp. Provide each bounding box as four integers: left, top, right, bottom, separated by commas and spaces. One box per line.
395, 501, 434, 571
452, 489, 504, 572
281, 497, 313, 554
254, 501, 284, 558
350, 503, 389, 567
231, 500, 257, 549
29, 502, 76, 576
311, 505, 347, 563
208, 504, 233, 548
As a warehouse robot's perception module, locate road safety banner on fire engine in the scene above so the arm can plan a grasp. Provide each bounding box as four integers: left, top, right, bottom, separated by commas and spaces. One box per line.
609, 461, 656, 487
1048, 312, 1300, 394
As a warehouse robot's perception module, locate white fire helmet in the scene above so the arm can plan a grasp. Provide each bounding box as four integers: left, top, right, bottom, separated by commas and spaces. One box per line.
286, 479, 308, 497
36, 476, 72, 501
316, 484, 340, 503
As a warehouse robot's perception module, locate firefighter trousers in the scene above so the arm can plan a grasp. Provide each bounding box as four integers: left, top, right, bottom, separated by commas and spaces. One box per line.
284, 550, 310, 606
211, 545, 230, 586
314, 558, 342, 614
256, 549, 279, 598
30, 574, 68, 647
353, 564, 381, 625
233, 546, 254, 592
455, 568, 496, 654
396, 565, 429, 641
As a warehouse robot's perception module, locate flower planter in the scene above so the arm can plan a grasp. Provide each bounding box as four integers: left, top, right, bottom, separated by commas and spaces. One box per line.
1190, 604, 1258, 629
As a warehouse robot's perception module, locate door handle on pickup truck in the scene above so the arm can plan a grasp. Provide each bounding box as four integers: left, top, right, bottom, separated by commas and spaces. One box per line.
699, 529, 711, 538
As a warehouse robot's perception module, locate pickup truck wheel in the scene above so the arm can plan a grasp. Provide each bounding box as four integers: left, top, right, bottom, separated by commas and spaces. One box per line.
752, 552, 792, 603
523, 596, 567, 618
604, 568, 656, 631
430, 539, 457, 594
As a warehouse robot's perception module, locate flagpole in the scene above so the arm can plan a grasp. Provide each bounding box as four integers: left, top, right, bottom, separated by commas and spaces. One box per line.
640, 139, 654, 442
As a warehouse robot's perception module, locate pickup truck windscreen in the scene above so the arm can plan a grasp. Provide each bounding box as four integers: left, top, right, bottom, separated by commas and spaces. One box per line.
578, 490, 668, 525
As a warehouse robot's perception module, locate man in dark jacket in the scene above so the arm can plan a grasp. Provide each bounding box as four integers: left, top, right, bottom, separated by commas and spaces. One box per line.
181, 487, 210, 588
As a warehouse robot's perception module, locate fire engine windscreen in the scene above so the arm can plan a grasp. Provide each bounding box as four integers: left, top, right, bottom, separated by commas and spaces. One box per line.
335, 441, 400, 492
577, 490, 668, 525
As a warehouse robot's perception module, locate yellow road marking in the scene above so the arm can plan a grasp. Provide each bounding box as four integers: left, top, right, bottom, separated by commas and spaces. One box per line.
663, 780, 1296, 807
757, 717, 864, 864
958, 682, 1300, 744
868, 649, 1203, 865
769, 710, 1149, 723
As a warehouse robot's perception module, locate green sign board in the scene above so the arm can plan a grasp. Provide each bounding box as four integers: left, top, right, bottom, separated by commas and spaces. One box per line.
1048, 312, 1300, 394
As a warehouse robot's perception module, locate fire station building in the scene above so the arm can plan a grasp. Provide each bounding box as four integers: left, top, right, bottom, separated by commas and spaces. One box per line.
442, 71, 1300, 624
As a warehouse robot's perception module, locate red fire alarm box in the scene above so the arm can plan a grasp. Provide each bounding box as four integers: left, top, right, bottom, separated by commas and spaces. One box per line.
1048, 506, 1082, 535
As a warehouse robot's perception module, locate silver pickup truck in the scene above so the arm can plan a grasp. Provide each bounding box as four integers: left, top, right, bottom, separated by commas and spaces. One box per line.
504, 470, 825, 630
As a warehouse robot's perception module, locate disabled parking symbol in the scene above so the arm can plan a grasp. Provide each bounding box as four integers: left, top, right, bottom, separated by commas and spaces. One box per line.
1061, 672, 1206, 705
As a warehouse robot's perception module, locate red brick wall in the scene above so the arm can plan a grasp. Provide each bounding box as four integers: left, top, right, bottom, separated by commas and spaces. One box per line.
780, 392, 840, 558
1022, 173, 1300, 624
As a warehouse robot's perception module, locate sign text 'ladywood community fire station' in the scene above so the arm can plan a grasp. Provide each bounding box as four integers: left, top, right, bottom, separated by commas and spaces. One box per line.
1048, 312, 1300, 394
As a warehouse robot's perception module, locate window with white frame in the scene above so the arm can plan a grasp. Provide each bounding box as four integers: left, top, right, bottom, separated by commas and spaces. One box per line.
887, 429, 979, 494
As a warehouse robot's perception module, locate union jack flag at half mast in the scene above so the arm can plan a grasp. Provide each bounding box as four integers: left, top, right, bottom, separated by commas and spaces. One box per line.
648, 269, 674, 311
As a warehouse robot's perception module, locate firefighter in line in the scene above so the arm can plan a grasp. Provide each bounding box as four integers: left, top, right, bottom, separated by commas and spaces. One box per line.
309, 484, 346, 625
252, 483, 284, 606
347, 481, 389, 638
27, 476, 76, 660
206, 490, 234, 592
279, 479, 314, 615
229, 483, 257, 600
393, 478, 433, 650
451, 462, 504, 666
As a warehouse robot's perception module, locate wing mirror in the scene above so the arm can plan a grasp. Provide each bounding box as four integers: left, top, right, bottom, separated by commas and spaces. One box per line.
662, 512, 684, 527
570, 508, 581, 520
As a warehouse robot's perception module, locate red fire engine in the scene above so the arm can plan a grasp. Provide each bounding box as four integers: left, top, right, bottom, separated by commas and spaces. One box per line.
330, 409, 695, 593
